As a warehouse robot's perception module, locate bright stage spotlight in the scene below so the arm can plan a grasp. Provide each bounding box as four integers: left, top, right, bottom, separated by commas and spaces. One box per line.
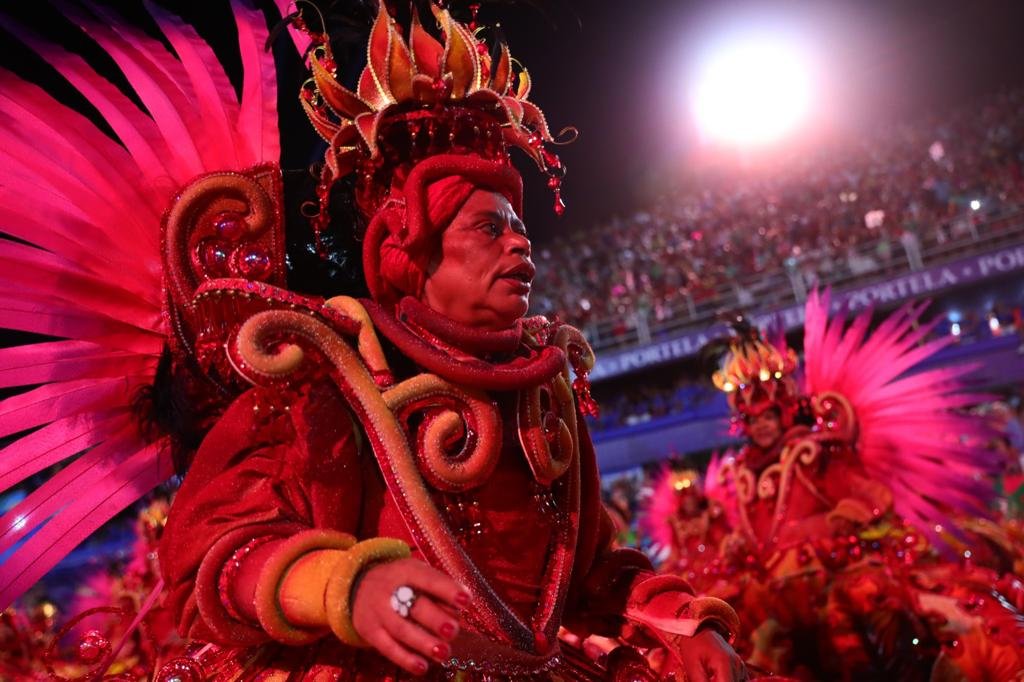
691, 36, 813, 146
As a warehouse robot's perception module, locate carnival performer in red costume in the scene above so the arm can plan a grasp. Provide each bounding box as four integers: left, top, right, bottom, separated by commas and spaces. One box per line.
644, 295, 1024, 680
0, 2, 746, 679
642, 466, 732, 580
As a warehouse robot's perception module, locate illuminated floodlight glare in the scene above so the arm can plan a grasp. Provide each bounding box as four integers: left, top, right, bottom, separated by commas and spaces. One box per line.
692, 37, 812, 145
969, 199, 982, 211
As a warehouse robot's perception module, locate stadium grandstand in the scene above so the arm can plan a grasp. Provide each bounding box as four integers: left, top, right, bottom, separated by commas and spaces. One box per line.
524, 88, 1024, 475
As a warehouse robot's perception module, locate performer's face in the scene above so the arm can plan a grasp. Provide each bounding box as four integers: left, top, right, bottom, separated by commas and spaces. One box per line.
421, 190, 534, 329
748, 408, 783, 449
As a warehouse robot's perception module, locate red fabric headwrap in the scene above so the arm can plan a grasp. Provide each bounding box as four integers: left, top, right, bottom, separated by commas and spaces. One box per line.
362, 155, 523, 305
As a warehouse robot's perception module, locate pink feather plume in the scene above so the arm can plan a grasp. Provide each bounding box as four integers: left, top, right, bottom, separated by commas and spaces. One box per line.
802, 289, 1002, 550
0, 0, 284, 607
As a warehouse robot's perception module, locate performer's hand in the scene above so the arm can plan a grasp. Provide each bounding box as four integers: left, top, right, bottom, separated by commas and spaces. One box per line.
351, 557, 468, 676
664, 628, 748, 681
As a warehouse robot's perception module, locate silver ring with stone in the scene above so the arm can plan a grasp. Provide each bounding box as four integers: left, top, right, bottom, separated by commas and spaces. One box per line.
390, 585, 417, 618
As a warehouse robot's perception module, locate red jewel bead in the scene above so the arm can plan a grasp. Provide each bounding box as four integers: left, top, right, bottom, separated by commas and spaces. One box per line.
199, 239, 230, 275
212, 211, 244, 240
553, 193, 566, 216
156, 657, 204, 682
78, 629, 111, 664
236, 246, 271, 279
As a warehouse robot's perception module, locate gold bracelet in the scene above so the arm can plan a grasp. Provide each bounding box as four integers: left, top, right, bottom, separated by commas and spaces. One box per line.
253, 529, 355, 645
324, 537, 411, 647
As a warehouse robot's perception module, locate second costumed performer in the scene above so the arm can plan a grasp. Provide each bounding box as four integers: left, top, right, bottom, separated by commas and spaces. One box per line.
158, 5, 745, 680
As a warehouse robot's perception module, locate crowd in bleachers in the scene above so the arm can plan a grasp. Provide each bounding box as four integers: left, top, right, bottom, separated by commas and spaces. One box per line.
530, 88, 1024, 336
589, 379, 723, 432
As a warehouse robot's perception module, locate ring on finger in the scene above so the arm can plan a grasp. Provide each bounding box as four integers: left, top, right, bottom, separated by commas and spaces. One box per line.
390, 585, 418, 619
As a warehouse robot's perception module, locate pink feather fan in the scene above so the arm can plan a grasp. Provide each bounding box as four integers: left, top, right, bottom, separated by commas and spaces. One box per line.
0, 1, 281, 608
802, 289, 1001, 550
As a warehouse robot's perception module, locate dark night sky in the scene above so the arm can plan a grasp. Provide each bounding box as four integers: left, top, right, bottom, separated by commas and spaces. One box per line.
4, 0, 1024, 241
501, 0, 1024, 239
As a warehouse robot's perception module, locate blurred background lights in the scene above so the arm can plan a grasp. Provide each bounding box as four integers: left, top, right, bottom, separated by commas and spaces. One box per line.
691, 34, 814, 146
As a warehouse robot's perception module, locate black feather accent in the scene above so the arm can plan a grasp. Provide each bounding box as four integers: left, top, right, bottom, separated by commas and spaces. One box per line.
488, 22, 506, 82
132, 347, 205, 475
696, 309, 760, 384
265, 10, 302, 52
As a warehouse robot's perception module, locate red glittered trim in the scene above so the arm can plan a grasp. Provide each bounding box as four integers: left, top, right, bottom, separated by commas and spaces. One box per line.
194, 278, 361, 337
194, 522, 303, 646
217, 535, 276, 622
363, 300, 565, 391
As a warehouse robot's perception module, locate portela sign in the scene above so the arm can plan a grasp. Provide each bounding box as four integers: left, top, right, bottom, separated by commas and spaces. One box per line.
590, 243, 1024, 382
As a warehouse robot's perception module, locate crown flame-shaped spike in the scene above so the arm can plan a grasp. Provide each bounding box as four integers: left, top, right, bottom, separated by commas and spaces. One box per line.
713, 337, 798, 397
303, 3, 556, 170
410, 8, 444, 79
298, 1, 568, 224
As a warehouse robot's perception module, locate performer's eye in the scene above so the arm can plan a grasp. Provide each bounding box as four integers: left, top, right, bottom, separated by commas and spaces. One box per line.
479, 221, 502, 237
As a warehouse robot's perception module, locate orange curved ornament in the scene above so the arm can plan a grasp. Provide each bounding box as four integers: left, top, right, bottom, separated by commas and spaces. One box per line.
517, 378, 576, 487
516, 324, 593, 486
325, 295, 393, 385
162, 166, 286, 366
383, 374, 502, 492
810, 390, 857, 442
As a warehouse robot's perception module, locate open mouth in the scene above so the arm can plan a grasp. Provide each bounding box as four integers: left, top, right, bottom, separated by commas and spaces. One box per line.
498, 262, 536, 285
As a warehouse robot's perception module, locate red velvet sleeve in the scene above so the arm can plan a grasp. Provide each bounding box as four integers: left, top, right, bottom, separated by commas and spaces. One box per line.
159, 380, 365, 646
564, 418, 740, 644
